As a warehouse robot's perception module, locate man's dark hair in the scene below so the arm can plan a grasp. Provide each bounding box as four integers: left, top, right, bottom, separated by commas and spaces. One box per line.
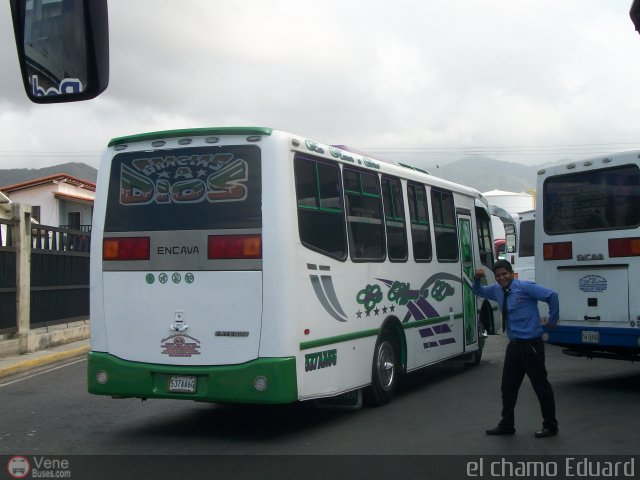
492, 259, 514, 273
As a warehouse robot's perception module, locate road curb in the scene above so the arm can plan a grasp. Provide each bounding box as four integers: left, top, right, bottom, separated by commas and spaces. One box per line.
0, 346, 89, 380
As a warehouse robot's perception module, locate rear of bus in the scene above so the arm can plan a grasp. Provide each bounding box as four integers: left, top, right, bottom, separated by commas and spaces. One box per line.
511, 210, 535, 282
87, 127, 299, 402
536, 153, 640, 360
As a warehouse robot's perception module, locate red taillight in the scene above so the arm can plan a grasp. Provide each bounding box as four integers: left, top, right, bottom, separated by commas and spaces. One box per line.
103, 237, 150, 261
609, 237, 640, 257
543, 241, 572, 260
208, 235, 262, 259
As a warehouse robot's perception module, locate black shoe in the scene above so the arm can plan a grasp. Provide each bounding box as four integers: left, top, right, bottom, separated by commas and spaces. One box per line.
534, 428, 558, 438
486, 425, 515, 435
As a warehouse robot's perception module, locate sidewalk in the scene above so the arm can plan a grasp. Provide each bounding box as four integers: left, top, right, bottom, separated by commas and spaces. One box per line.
0, 338, 89, 380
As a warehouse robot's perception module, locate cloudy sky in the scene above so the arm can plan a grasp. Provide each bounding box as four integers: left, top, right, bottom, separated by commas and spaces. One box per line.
1, 0, 640, 171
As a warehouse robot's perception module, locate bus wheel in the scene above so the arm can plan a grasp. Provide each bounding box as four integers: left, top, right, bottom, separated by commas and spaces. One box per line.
465, 326, 485, 367
364, 331, 399, 406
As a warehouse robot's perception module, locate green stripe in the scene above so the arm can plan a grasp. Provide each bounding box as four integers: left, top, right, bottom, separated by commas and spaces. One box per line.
297, 204, 343, 214
108, 127, 273, 147
300, 328, 380, 350
299, 314, 461, 350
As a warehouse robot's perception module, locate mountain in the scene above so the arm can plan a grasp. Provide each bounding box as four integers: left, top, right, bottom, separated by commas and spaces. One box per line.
0, 162, 98, 188
427, 155, 539, 192
0, 156, 538, 194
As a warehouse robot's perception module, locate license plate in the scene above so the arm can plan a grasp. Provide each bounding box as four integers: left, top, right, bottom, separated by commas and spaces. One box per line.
581, 331, 600, 344
168, 375, 197, 393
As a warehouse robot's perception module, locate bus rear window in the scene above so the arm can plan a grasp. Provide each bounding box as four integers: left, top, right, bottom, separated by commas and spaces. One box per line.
105, 145, 261, 232
543, 165, 640, 234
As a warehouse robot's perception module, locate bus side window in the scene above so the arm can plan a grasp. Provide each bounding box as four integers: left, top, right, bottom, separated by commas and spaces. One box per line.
431, 189, 459, 262
344, 168, 385, 261
382, 176, 408, 262
407, 182, 432, 262
294, 155, 347, 260
475, 206, 494, 267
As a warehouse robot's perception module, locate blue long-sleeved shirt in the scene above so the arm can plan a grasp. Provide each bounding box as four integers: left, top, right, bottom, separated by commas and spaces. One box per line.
472, 278, 559, 340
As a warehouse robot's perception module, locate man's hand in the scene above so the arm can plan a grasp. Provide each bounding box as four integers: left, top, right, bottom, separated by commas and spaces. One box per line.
474, 269, 486, 280
541, 316, 558, 329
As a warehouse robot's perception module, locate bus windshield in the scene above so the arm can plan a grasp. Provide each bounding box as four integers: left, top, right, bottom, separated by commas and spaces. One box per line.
543, 164, 640, 234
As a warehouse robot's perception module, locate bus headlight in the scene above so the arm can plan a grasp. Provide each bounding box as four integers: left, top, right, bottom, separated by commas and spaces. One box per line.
254, 376, 268, 392
96, 370, 109, 384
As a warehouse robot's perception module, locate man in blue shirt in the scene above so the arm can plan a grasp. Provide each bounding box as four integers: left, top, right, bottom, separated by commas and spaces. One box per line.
473, 259, 559, 438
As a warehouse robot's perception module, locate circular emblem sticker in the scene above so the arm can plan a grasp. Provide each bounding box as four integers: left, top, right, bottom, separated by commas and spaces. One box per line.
7, 456, 30, 479
159, 273, 168, 284
185, 273, 195, 284
172, 273, 182, 284
146, 273, 155, 285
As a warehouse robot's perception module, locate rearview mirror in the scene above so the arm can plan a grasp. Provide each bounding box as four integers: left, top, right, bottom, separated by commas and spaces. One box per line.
10, 0, 109, 103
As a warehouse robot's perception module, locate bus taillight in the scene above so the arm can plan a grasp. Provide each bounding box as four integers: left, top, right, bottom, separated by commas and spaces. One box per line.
103, 237, 150, 261
609, 237, 640, 257
543, 241, 572, 260
208, 235, 262, 259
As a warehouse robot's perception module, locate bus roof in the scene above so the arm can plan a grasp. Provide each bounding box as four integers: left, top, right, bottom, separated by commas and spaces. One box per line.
106, 126, 483, 200
108, 127, 274, 147
537, 150, 640, 177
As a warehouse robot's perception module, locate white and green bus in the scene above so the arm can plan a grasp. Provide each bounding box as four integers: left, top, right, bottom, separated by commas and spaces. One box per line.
87, 127, 501, 406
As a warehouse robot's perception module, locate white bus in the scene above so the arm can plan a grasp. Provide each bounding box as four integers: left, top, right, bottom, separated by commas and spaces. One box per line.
87, 127, 502, 406
510, 209, 535, 282
536, 152, 640, 361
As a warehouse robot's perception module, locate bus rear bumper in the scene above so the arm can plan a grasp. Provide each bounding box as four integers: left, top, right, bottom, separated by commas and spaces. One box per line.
544, 325, 640, 361
87, 351, 298, 404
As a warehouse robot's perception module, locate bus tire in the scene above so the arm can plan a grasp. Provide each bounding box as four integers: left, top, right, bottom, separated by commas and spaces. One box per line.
465, 347, 483, 367
364, 330, 399, 407
464, 322, 486, 367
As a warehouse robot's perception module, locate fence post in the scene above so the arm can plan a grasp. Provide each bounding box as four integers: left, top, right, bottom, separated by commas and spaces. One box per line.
12, 204, 33, 351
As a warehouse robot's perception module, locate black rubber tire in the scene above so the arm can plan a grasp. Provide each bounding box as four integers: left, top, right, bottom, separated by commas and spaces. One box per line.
465, 322, 486, 366
364, 330, 399, 406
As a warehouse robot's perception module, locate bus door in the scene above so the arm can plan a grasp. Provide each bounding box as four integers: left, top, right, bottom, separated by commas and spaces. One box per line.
458, 211, 479, 350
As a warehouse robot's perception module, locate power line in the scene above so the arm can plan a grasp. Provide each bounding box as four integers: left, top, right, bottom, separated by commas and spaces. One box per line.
0, 151, 100, 158
361, 141, 640, 150
360, 142, 640, 158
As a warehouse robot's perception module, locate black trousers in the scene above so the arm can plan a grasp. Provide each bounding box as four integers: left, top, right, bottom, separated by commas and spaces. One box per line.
499, 338, 558, 430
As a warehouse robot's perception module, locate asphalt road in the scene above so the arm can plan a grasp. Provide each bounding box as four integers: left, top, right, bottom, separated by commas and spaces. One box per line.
1, 334, 639, 456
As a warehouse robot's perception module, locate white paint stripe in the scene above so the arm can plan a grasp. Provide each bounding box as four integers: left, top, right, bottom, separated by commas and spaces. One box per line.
0, 358, 86, 388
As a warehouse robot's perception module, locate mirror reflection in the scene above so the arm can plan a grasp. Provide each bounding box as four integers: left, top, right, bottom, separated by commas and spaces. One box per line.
23, 0, 87, 97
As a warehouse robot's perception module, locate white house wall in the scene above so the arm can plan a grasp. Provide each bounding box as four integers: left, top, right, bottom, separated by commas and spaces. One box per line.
8, 184, 59, 225
6, 182, 94, 228
57, 199, 93, 227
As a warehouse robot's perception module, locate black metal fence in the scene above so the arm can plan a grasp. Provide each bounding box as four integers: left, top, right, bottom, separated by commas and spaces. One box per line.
0, 219, 90, 334
0, 219, 17, 333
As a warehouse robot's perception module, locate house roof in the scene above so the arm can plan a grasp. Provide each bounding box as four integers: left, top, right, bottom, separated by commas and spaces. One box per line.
53, 192, 95, 205
0, 174, 96, 193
